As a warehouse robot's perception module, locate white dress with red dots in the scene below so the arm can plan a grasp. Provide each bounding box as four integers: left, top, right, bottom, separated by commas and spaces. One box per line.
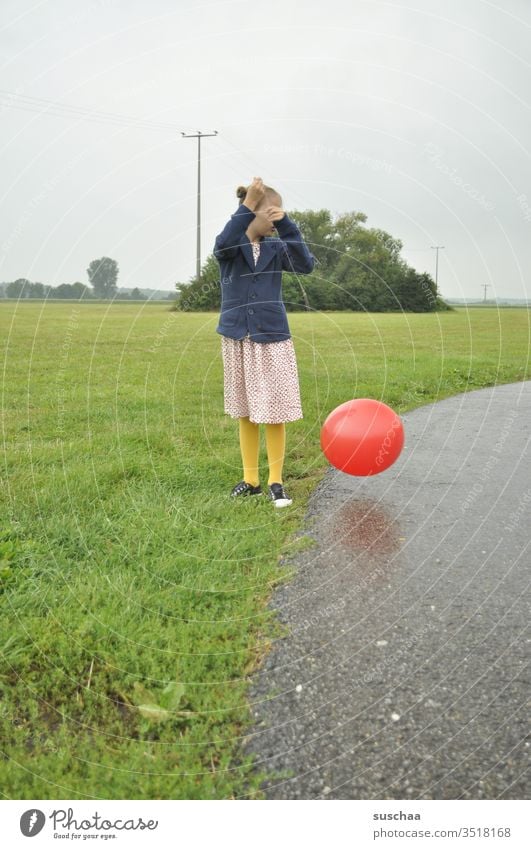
220, 239, 304, 424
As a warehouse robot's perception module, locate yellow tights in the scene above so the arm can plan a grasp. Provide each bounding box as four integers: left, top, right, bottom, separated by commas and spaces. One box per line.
238, 416, 286, 487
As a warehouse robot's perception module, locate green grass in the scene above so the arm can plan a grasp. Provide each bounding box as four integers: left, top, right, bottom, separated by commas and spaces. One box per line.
1, 302, 529, 798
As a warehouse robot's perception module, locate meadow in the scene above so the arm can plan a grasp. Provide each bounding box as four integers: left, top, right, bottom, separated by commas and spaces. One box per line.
1, 302, 529, 799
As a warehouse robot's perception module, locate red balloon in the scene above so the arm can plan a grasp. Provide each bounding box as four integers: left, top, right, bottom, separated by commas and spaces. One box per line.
320, 398, 405, 476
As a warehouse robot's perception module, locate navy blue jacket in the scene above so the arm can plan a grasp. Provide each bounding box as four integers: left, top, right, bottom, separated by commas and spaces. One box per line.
213, 202, 316, 343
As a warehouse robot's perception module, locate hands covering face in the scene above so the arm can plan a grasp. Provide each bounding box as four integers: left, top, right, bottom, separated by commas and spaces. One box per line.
264, 205, 285, 224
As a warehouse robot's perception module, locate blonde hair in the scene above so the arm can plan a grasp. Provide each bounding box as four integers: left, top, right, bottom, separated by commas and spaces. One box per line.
236, 183, 282, 209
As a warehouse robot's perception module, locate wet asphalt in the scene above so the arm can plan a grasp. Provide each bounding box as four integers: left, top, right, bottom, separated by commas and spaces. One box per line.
242, 381, 530, 800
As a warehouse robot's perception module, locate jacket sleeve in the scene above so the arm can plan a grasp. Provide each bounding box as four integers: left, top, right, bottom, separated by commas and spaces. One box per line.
275, 213, 316, 274
213, 203, 256, 260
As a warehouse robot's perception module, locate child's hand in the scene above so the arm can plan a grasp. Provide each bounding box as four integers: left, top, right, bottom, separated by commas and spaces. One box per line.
244, 177, 266, 210
266, 205, 285, 223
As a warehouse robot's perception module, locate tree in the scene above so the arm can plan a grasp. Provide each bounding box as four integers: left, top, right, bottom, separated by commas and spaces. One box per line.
87, 257, 118, 298
177, 207, 446, 313
288, 208, 335, 274
281, 209, 443, 313
174, 254, 220, 312
29, 282, 46, 298
72, 281, 91, 299
6, 278, 30, 298
53, 282, 91, 300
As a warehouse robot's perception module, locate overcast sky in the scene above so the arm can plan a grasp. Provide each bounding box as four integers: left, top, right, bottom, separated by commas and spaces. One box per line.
1, 0, 530, 299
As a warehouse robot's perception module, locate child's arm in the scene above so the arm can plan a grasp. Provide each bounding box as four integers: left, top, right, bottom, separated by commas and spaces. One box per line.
213, 203, 256, 260
269, 206, 316, 274
214, 178, 265, 259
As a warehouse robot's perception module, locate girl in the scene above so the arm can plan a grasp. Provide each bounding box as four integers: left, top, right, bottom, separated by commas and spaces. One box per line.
214, 176, 316, 508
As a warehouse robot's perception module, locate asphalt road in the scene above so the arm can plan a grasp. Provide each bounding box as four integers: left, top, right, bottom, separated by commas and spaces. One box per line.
242, 381, 530, 799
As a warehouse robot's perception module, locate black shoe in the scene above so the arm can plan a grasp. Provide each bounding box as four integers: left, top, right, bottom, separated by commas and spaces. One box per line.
268, 482, 293, 508
230, 480, 263, 497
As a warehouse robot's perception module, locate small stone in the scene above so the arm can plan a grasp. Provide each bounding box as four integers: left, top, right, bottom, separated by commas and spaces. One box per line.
391, 712, 400, 722
295, 684, 302, 693
376, 640, 388, 646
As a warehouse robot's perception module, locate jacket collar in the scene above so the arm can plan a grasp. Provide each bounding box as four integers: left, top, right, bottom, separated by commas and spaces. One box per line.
241, 235, 277, 276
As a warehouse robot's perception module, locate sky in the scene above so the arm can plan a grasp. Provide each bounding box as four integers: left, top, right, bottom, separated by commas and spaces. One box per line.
1, 0, 530, 299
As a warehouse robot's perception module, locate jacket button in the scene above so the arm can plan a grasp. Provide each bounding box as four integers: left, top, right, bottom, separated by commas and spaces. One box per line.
248, 308, 254, 314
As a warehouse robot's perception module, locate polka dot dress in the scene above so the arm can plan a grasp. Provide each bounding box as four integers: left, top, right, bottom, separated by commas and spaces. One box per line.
220, 240, 304, 425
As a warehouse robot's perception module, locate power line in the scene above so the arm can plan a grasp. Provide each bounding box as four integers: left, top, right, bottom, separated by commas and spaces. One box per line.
219, 132, 315, 214
0, 87, 184, 132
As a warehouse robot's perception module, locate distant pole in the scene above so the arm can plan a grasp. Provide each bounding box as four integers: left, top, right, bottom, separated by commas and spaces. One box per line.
430, 245, 445, 291
481, 283, 491, 302
181, 130, 218, 283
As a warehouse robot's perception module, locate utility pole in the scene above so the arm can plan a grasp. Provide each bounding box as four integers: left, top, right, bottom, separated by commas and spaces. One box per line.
430, 245, 445, 291
181, 130, 218, 283
481, 283, 491, 303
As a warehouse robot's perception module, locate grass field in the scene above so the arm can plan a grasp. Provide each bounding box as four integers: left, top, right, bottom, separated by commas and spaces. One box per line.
1, 303, 529, 799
